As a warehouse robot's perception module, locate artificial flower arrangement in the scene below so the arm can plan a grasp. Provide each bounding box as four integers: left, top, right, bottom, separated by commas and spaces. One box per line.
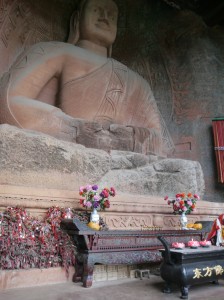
164, 192, 200, 215
79, 184, 116, 210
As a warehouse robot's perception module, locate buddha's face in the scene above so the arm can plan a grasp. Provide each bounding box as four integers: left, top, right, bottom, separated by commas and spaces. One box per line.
79, 0, 118, 48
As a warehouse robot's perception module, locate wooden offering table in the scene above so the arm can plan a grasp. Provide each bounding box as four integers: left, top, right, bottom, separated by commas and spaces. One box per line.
158, 236, 224, 299
61, 219, 204, 287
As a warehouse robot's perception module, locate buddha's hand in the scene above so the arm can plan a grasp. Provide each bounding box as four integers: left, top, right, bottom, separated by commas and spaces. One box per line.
49, 109, 107, 144
49, 108, 81, 142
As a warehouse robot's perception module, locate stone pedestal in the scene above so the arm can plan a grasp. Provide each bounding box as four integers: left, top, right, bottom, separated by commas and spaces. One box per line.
0, 124, 220, 230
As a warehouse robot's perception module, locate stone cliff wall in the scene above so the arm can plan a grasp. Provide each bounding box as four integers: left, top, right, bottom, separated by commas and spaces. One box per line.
0, 0, 224, 202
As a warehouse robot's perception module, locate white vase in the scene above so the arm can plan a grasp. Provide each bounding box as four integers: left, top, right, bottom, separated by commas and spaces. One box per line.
180, 212, 188, 229
90, 208, 100, 224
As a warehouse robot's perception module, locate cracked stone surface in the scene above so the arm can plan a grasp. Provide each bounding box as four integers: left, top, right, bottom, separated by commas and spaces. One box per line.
0, 124, 204, 196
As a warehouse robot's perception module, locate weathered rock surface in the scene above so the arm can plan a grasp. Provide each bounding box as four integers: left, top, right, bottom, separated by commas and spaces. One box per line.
0, 124, 204, 196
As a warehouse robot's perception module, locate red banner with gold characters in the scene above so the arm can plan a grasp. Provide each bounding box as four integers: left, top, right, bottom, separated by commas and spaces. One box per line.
212, 118, 224, 183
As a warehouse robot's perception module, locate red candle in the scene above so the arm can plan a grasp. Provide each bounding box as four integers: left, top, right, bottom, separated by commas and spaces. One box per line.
188, 239, 200, 248
199, 240, 211, 247
172, 242, 185, 249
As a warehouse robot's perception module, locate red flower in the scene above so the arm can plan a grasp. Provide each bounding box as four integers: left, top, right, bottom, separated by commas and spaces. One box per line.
104, 200, 110, 208
101, 189, 109, 198
110, 187, 116, 196
164, 196, 168, 200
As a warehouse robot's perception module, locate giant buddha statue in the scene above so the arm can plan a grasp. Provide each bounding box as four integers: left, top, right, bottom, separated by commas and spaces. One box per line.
0, 0, 170, 157
0, 0, 204, 209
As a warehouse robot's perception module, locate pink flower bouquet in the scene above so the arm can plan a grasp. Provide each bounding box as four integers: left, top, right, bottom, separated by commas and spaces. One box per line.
79, 185, 116, 210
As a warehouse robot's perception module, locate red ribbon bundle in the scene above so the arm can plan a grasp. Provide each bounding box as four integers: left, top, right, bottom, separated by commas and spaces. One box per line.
0, 206, 76, 274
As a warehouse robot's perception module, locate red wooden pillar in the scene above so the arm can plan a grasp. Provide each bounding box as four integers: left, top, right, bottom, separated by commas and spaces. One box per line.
212, 118, 224, 183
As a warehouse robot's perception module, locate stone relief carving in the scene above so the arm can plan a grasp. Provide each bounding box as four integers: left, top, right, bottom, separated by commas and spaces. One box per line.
0, 0, 77, 75
102, 215, 153, 229
0, 0, 33, 48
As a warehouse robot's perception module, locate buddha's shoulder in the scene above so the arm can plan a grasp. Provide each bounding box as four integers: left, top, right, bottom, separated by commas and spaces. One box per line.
27, 41, 106, 64
111, 58, 149, 87
27, 41, 76, 55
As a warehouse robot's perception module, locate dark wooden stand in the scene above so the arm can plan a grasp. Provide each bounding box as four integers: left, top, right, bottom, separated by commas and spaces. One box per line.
61, 219, 204, 287
158, 236, 224, 299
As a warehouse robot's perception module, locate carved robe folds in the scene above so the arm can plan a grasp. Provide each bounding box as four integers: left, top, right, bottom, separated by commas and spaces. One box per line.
60, 58, 163, 156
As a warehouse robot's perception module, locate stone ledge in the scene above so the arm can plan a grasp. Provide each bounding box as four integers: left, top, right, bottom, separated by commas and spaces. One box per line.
0, 265, 135, 290
0, 184, 222, 215
0, 267, 74, 291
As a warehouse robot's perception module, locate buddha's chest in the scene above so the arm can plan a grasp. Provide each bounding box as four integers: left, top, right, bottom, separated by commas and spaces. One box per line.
59, 61, 126, 124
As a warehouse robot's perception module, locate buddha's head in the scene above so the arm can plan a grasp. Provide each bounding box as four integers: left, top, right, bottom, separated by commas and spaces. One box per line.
68, 0, 118, 57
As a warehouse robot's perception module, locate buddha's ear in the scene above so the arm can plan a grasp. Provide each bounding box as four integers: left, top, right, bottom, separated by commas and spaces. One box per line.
67, 11, 80, 45
108, 46, 112, 58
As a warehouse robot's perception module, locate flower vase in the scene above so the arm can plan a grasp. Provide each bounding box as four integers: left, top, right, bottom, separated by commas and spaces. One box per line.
180, 212, 188, 230
90, 208, 100, 223
88, 208, 100, 230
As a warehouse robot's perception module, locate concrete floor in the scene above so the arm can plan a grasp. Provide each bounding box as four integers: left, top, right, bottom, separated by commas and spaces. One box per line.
0, 275, 223, 300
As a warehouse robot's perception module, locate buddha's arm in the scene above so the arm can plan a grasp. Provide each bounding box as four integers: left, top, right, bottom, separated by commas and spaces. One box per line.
8, 95, 78, 141
0, 42, 77, 141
